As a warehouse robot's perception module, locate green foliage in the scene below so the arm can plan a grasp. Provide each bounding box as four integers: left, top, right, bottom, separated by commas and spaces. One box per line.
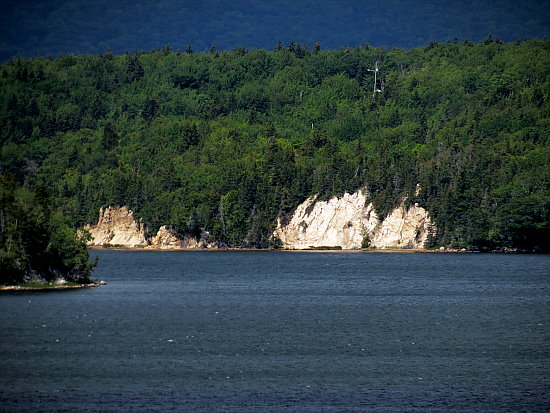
125, 54, 144, 83
102, 121, 119, 150
361, 226, 371, 249
0, 40, 548, 252
0, 175, 96, 285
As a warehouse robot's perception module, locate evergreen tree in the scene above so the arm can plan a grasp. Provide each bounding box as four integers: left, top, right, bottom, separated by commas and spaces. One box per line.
142, 97, 159, 122
102, 121, 119, 150
125, 54, 144, 82
0, 175, 96, 285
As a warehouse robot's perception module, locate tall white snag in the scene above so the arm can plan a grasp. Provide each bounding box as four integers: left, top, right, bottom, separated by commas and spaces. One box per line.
367, 60, 383, 97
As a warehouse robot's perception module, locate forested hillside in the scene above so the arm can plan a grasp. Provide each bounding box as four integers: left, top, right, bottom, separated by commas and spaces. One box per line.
1, 39, 549, 251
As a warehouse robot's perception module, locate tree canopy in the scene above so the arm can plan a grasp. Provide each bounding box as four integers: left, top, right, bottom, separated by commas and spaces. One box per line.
0, 175, 96, 285
1, 39, 548, 252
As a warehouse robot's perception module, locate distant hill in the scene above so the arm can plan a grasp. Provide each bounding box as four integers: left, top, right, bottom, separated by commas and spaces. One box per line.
1, 0, 549, 61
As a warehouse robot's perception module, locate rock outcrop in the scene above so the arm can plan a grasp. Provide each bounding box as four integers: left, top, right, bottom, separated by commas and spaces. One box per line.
84, 206, 147, 247
274, 191, 378, 250
369, 202, 434, 249
148, 225, 216, 249
148, 225, 183, 249
274, 189, 435, 250
181, 232, 216, 249
85, 206, 217, 249
86, 197, 434, 251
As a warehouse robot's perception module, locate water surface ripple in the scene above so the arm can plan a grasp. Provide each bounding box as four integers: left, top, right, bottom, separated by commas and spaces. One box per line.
1, 251, 548, 411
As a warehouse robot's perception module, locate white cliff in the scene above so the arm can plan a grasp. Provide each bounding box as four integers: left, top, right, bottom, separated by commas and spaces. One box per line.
369, 203, 434, 249
148, 225, 183, 249
85, 206, 216, 249
84, 206, 147, 247
274, 191, 378, 250
274, 189, 435, 249
85, 197, 433, 251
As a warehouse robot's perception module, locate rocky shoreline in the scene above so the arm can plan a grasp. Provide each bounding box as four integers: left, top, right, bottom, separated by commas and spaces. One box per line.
88, 245, 473, 253
89, 245, 538, 253
84, 205, 541, 254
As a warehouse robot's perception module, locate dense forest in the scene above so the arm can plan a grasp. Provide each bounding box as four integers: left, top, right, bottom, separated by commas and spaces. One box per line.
0, 39, 549, 253
1, 0, 549, 61
0, 174, 95, 285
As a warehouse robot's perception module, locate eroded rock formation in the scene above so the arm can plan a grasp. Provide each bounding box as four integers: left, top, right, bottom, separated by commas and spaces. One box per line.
148, 225, 183, 249
86, 197, 434, 251
274, 189, 435, 249
369, 202, 434, 249
84, 206, 147, 247
148, 225, 216, 249
85, 206, 216, 249
274, 191, 378, 250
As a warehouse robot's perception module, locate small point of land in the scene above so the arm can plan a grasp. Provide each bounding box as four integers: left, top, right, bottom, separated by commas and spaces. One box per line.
0, 280, 106, 291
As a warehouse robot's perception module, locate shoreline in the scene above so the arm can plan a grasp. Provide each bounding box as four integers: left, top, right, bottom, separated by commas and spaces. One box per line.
87, 246, 544, 254
0, 280, 107, 291
88, 246, 471, 253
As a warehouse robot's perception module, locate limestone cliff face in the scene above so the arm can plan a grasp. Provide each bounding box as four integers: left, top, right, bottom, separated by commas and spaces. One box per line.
84, 206, 147, 247
274, 190, 435, 249
85, 206, 216, 249
369, 203, 434, 249
148, 225, 183, 249
148, 225, 216, 249
274, 191, 378, 250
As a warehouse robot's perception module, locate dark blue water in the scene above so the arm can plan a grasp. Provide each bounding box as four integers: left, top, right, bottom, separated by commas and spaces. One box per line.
1, 251, 549, 412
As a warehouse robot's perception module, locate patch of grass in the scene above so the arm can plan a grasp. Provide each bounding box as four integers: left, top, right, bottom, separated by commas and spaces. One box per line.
102, 243, 124, 248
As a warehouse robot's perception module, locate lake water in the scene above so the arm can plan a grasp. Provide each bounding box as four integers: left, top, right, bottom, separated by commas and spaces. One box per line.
1, 251, 549, 412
